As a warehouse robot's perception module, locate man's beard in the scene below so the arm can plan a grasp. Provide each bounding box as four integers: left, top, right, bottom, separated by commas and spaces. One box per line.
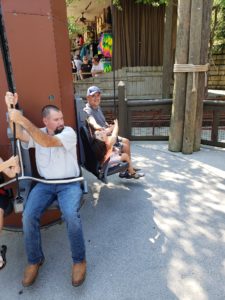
54, 126, 64, 135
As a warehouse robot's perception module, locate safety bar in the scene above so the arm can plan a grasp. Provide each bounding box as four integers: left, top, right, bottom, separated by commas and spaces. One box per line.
0, 175, 85, 188
0, 139, 85, 188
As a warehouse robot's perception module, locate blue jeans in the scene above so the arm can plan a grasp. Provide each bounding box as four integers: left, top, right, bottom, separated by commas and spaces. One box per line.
22, 182, 85, 264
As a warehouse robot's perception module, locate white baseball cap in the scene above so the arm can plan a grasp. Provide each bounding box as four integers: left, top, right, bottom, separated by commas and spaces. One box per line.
87, 86, 101, 96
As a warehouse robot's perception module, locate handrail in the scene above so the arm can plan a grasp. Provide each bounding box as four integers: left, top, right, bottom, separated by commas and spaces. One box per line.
99, 98, 225, 107
76, 95, 118, 101
203, 99, 225, 106
127, 99, 172, 106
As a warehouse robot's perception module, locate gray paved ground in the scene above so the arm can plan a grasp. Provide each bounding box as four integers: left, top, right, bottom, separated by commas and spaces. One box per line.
1, 141, 225, 300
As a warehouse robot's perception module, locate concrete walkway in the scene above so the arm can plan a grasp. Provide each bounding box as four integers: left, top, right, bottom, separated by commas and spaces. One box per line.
1, 141, 225, 300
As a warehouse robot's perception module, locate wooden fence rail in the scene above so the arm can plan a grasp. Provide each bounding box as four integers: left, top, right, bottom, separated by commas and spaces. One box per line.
77, 84, 225, 148
95, 97, 225, 148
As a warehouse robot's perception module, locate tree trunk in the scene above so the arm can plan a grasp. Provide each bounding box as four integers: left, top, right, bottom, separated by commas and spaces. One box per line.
182, 0, 203, 154
168, 0, 191, 152
162, 0, 174, 99
209, 5, 218, 57
194, 0, 213, 151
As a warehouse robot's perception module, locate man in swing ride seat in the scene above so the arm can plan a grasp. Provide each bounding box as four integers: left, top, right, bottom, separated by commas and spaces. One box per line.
5, 91, 86, 287
84, 86, 144, 179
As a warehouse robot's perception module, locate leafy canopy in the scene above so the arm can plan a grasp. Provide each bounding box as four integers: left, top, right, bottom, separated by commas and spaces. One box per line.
211, 0, 225, 52
112, 0, 168, 9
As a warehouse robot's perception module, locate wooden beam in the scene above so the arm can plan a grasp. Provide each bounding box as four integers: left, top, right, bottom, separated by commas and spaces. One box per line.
162, 0, 175, 98
194, 0, 213, 151
168, 0, 191, 152
182, 0, 203, 154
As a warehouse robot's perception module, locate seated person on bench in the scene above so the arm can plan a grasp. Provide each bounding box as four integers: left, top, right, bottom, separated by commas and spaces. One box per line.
89, 119, 142, 179
84, 86, 144, 179
0, 155, 20, 270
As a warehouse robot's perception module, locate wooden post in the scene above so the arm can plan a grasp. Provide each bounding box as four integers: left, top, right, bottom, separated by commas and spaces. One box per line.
194, 0, 213, 151
211, 110, 219, 143
182, 0, 203, 154
162, 0, 175, 99
168, 0, 191, 152
118, 81, 127, 137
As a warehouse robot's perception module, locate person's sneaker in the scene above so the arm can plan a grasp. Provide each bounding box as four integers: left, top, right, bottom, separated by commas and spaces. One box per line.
136, 172, 144, 177
133, 167, 141, 172
119, 170, 129, 178
0, 245, 7, 270
124, 172, 145, 179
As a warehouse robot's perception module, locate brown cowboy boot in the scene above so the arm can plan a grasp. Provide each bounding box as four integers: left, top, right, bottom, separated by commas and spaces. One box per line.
22, 260, 44, 287
72, 260, 86, 287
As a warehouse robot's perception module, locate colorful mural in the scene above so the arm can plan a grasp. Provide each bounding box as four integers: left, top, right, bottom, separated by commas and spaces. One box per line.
102, 59, 112, 72
98, 33, 113, 58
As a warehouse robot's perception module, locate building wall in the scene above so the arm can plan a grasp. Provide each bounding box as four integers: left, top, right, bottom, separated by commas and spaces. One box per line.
74, 66, 163, 100
208, 50, 225, 89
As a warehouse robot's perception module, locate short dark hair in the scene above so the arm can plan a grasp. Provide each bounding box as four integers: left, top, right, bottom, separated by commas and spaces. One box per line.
88, 123, 107, 163
93, 56, 99, 63
41, 105, 60, 118
91, 138, 107, 163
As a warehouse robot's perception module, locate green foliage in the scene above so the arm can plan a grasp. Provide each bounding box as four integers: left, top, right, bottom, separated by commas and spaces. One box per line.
67, 16, 87, 39
211, 0, 225, 53
112, 0, 167, 9
66, 0, 74, 6
112, 0, 122, 9
134, 0, 168, 6
213, 0, 225, 5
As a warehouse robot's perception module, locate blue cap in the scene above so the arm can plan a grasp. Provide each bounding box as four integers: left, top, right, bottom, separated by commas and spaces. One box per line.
87, 86, 101, 96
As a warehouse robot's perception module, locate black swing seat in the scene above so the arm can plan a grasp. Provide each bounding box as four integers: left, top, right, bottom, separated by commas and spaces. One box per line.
75, 97, 129, 184
3, 123, 87, 214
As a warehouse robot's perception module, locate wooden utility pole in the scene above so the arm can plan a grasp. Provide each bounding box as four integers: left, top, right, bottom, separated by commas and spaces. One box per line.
194, 0, 213, 151
168, 0, 191, 152
182, 0, 203, 154
162, 0, 175, 99
169, 0, 212, 154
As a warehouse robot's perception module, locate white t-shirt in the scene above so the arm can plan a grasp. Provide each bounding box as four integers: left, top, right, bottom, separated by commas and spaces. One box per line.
74, 59, 83, 72
22, 126, 80, 179
91, 62, 104, 77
